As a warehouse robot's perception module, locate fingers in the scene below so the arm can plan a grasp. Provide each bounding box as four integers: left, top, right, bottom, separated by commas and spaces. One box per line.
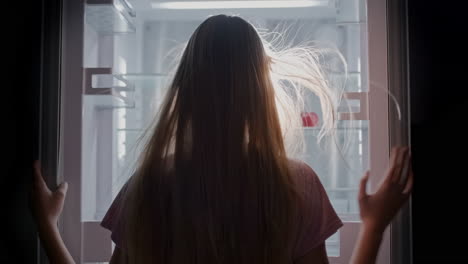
387, 147, 399, 183
33, 160, 41, 178
56, 182, 68, 198
403, 157, 414, 195
398, 151, 411, 184
359, 171, 370, 200
397, 148, 410, 182
33, 160, 48, 189
388, 147, 414, 196
390, 147, 409, 183
389, 147, 399, 170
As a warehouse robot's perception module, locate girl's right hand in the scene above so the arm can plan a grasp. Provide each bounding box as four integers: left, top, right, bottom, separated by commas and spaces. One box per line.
358, 146, 414, 233
32, 160, 68, 228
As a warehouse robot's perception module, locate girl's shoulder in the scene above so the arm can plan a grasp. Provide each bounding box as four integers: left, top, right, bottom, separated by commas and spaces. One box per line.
287, 159, 320, 186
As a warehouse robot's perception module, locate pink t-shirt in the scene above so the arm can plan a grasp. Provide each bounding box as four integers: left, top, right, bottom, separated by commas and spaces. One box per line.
101, 160, 342, 260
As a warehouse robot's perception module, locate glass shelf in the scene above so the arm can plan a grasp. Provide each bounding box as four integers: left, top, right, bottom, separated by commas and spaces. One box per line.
114, 73, 170, 89
92, 73, 169, 88
84, 93, 135, 109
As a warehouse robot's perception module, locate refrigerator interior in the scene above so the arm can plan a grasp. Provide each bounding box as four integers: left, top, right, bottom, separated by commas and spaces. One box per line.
81, 0, 368, 257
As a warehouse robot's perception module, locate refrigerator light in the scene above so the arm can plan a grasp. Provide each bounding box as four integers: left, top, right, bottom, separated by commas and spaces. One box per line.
151, 1, 328, 10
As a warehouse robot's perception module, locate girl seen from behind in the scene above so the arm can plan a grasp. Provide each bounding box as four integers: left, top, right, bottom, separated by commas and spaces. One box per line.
32, 15, 413, 264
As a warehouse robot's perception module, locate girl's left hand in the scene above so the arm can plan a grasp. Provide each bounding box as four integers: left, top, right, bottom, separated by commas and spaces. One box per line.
32, 161, 68, 228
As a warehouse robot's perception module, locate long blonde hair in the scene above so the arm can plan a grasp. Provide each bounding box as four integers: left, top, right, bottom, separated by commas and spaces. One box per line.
121, 15, 341, 263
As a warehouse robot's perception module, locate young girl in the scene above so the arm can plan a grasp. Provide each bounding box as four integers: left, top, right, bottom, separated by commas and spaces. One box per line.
32, 15, 413, 264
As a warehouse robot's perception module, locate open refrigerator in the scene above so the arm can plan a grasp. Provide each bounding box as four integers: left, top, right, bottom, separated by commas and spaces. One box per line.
48, 0, 412, 263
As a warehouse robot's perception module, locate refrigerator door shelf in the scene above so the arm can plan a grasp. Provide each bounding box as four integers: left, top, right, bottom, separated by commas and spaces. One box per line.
86, 0, 136, 34
84, 68, 136, 109
83, 68, 172, 109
